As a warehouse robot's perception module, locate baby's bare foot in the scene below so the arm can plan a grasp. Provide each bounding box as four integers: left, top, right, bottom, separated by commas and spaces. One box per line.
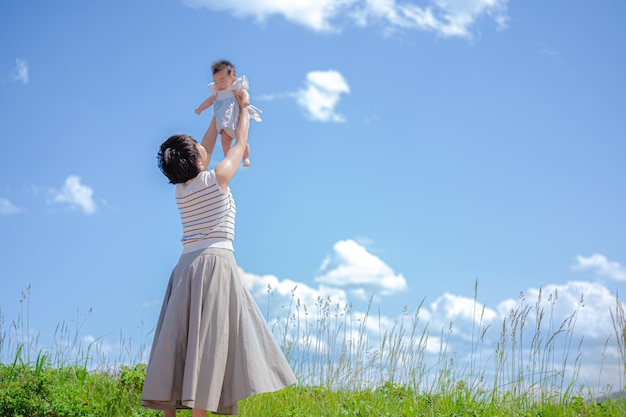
243, 158, 251, 167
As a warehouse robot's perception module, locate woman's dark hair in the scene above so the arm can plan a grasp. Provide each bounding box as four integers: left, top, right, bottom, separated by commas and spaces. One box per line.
211, 59, 236, 77
157, 134, 200, 184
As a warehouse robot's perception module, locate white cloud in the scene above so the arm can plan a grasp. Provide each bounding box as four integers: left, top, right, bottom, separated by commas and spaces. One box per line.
572, 254, 626, 282
50, 175, 97, 215
0, 198, 23, 215
315, 239, 407, 295
11, 58, 29, 84
492, 280, 622, 391
432, 0, 508, 34
296, 70, 349, 122
351, 0, 509, 38
182, 0, 508, 39
497, 281, 617, 340
430, 292, 498, 325
183, 0, 354, 32
257, 70, 349, 122
240, 268, 350, 314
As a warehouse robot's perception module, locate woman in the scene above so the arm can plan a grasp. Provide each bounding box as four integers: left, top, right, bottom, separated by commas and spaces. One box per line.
141, 93, 297, 416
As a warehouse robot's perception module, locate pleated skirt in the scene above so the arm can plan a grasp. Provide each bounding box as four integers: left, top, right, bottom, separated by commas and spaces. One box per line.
141, 247, 297, 415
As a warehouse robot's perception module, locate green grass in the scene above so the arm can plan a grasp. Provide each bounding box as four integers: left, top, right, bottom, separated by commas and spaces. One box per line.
1, 365, 624, 416
1, 283, 625, 416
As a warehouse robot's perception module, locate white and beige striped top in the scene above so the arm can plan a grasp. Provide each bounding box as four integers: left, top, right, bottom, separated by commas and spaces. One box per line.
175, 170, 235, 254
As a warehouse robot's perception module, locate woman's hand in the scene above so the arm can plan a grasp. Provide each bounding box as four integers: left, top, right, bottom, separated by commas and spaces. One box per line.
232, 90, 246, 108
240, 90, 250, 108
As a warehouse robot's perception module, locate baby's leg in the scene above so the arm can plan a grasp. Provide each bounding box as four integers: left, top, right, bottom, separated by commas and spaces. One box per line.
221, 131, 234, 158
243, 142, 251, 167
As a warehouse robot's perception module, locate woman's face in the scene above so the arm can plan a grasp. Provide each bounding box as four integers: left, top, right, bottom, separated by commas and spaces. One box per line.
196, 142, 208, 171
213, 68, 235, 91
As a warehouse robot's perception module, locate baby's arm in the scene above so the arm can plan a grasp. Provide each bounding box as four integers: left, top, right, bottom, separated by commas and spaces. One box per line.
195, 93, 217, 115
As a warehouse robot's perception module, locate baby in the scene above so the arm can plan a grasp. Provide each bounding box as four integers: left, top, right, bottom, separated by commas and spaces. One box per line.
195, 59, 262, 166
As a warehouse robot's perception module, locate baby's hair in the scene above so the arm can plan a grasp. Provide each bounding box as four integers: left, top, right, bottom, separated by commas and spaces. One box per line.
158, 134, 201, 184
211, 59, 236, 77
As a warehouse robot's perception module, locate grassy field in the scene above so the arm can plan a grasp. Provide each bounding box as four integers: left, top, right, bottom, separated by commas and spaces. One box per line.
1, 285, 625, 416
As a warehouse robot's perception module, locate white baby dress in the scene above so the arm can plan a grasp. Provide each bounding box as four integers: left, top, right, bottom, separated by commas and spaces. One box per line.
208, 75, 262, 137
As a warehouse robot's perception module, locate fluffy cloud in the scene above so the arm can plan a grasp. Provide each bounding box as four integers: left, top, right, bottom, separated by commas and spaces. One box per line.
497, 280, 618, 340
257, 70, 349, 123
182, 0, 508, 38
572, 254, 626, 282
296, 70, 349, 122
239, 240, 404, 313
491, 279, 622, 391
240, 268, 350, 315
50, 175, 97, 215
185, 0, 352, 32
315, 239, 407, 296
431, 0, 509, 35
430, 292, 498, 326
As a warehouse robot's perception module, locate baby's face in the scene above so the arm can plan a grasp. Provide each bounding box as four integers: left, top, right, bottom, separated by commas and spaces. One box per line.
213, 68, 236, 91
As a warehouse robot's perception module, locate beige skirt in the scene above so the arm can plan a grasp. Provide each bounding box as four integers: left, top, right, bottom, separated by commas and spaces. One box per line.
141, 247, 297, 415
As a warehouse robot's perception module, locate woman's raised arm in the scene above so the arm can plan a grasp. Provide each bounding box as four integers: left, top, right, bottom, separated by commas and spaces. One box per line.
215, 91, 250, 191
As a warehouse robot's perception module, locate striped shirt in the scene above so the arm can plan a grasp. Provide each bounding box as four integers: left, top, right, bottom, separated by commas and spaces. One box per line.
175, 170, 235, 254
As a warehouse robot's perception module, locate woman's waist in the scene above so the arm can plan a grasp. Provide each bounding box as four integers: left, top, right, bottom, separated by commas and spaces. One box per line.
181, 237, 233, 254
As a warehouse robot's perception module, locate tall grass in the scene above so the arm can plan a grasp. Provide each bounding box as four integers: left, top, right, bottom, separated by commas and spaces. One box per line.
1, 283, 625, 416
267, 281, 625, 404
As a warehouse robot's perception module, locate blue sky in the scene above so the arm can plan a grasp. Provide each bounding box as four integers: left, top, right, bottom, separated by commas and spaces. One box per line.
1, 0, 625, 393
